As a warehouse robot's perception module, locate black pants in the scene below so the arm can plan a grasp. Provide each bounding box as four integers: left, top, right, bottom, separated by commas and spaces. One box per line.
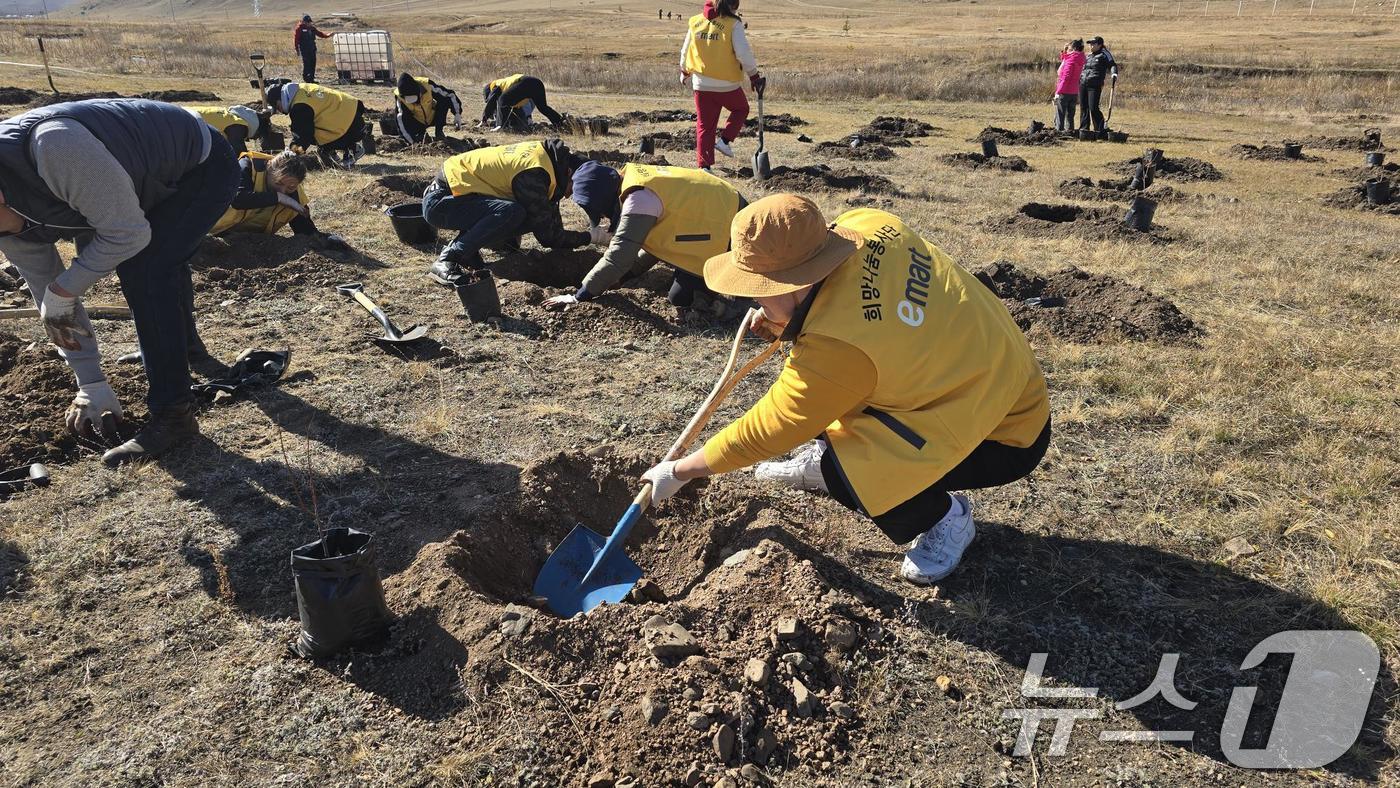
668, 269, 711, 307
822, 417, 1052, 544
1079, 84, 1105, 131
497, 77, 563, 128
321, 102, 366, 153
301, 50, 317, 83
399, 101, 452, 143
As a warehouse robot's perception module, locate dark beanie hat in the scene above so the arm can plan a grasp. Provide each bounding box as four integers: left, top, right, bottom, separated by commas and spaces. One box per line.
302, 14, 312, 22
571, 160, 622, 229
397, 72, 422, 96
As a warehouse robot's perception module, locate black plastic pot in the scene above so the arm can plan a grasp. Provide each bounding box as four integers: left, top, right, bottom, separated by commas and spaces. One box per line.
386, 202, 437, 245
1078, 129, 1096, 141
1097, 129, 1110, 141
260, 130, 285, 152
1028, 120, 1045, 134
1109, 131, 1129, 143
1366, 152, 1385, 168
980, 138, 999, 158
456, 269, 501, 322
1282, 142, 1302, 159
639, 135, 655, 155
290, 527, 392, 659
1365, 179, 1392, 206
1129, 162, 1149, 191
1144, 148, 1165, 167
379, 116, 396, 136
1124, 196, 1157, 231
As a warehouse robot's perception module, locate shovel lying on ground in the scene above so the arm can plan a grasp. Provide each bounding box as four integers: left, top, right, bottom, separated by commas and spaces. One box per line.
752, 80, 771, 180
534, 310, 781, 617
335, 282, 428, 345
0, 463, 49, 495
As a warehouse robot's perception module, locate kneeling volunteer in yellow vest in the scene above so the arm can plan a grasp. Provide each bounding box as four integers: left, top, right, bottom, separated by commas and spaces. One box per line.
394, 72, 463, 144
187, 105, 265, 155
211, 150, 347, 250
479, 74, 565, 131
640, 195, 1052, 585
546, 162, 744, 313
265, 82, 366, 168
422, 140, 609, 286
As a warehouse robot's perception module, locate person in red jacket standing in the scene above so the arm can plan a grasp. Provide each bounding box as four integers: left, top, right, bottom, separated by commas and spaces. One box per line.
293, 15, 331, 84
680, 0, 763, 172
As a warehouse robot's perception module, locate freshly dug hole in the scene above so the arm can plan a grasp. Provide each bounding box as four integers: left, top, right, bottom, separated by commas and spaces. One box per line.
975, 125, 1064, 147
357, 172, 433, 209
814, 141, 897, 161
989, 202, 1174, 242
1057, 176, 1180, 202
1228, 144, 1320, 162
579, 148, 672, 167
495, 279, 689, 340
753, 164, 901, 195
939, 152, 1032, 172
191, 235, 368, 295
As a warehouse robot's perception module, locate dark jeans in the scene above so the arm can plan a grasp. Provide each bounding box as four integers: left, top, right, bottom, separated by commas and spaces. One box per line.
822, 416, 1052, 544
497, 78, 563, 128
1054, 93, 1077, 132
421, 186, 526, 263
116, 133, 239, 410
668, 269, 710, 308
321, 102, 366, 153
1079, 84, 1105, 131
301, 50, 317, 83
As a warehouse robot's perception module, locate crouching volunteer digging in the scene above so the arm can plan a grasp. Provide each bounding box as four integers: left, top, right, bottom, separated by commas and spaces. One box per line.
0, 98, 238, 466
187, 105, 266, 156
266, 82, 367, 168
422, 140, 608, 286
394, 72, 463, 144
547, 162, 743, 313
212, 150, 346, 250
641, 195, 1051, 584
478, 74, 565, 132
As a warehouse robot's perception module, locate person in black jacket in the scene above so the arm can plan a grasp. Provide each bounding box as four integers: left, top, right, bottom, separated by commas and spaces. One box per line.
479, 75, 565, 132
1079, 36, 1118, 133
293, 15, 331, 84
394, 73, 463, 144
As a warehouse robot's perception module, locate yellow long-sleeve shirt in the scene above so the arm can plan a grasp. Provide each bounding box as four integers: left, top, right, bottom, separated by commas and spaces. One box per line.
704, 334, 876, 473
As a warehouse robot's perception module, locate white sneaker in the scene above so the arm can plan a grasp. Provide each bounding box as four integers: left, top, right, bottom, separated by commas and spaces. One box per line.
714, 137, 735, 158
901, 494, 975, 585
754, 441, 828, 492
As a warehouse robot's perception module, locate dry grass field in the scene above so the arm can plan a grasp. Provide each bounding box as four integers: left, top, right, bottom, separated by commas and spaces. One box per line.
0, 1, 1398, 785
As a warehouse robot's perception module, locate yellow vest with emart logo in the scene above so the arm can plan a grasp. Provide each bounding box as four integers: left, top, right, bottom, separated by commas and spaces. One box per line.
684, 15, 744, 83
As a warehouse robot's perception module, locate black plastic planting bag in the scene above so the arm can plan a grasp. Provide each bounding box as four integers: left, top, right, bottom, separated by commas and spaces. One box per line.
290, 527, 392, 659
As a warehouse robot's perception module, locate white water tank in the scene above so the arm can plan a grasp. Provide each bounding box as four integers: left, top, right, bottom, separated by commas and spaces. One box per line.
332, 31, 393, 85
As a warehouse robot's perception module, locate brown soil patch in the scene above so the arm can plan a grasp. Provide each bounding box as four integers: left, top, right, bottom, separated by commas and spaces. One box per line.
1057, 176, 1180, 202
1329, 162, 1399, 181
605, 109, 696, 126
495, 280, 690, 341
1112, 154, 1224, 181
857, 116, 940, 144
742, 112, 807, 134
26, 91, 124, 108
989, 202, 1172, 242
814, 141, 897, 161
753, 165, 901, 195
375, 135, 488, 156
140, 89, 220, 102
1227, 144, 1321, 162
975, 125, 1064, 147
579, 148, 673, 167
0, 331, 147, 469
1301, 128, 1388, 151
356, 172, 434, 209
975, 261, 1201, 344
938, 152, 1032, 172
1322, 171, 1400, 215
190, 235, 371, 297
0, 86, 41, 105
650, 128, 697, 152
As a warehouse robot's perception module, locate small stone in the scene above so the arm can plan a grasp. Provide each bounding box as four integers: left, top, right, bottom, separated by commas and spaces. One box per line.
634, 578, 667, 602
935, 675, 962, 699
792, 678, 815, 717
701, 702, 722, 716
744, 658, 771, 685
779, 652, 812, 670
829, 701, 856, 720
687, 711, 714, 732
722, 549, 751, 567
586, 772, 614, 788
683, 686, 703, 702
601, 704, 622, 723
684, 764, 703, 786
500, 616, 531, 638
797, 133, 813, 143
641, 696, 668, 725
684, 655, 719, 673
775, 617, 802, 641
647, 622, 701, 658
753, 727, 778, 762
715, 778, 738, 788
1222, 535, 1258, 561
713, 723, 736, 761
823, 620, 857, 651
739, 763, 762, 783
642, 614, 668, 630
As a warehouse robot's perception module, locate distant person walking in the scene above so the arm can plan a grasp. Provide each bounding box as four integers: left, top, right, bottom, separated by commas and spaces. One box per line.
1079, 36, 1117, 133
680, 0, 763, 172
1054, 39, 1085, 132
293, 15, 331, 84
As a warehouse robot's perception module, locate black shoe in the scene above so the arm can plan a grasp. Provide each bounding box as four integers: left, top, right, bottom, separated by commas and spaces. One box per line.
427, 256, 465, 287
102, 402, 199, 467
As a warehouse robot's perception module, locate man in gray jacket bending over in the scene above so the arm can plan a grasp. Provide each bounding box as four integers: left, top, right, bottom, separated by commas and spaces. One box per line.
0, 99, 239, 466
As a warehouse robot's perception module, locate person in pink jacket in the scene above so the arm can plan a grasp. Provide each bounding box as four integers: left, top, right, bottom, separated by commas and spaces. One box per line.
1054, 39, 1086, 132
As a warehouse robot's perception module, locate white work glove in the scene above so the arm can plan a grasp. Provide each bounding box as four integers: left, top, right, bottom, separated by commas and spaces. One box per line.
641, 460, 689, 505
66, 380, 125, 444
588, 225, 613, 246
277, 192, 307, 215
454, 116, 463, 131
543, 293, 578, 311
40, 285, 89, 351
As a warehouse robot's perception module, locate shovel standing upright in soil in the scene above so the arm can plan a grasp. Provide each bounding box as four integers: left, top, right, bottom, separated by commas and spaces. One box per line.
534, 310, 781, 617
752, 80, 771, 181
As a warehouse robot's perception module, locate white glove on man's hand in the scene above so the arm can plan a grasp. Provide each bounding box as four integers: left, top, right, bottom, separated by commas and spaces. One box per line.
454, 117, 463, 131
543, 293, 578, 311
66, 380, 125, 444
276, 192, 307, 215
641, 460, 689, 505
589, 225, 614, 246
40, 285, 89, 351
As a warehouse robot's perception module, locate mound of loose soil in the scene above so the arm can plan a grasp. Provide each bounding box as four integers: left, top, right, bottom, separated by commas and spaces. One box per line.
650, 128, 697, 152
140, 89, 219, 102
756, 165, 900, 195
938, 152, 1032, 172
988, 202, 1171, 242
814, 141, 897, 161
1057, 176, 1180, 202
975, 125, 1063, 147
0, 331, 147, 469
1112, 154, 1224, 181
496, 279, 690, 340
1227, 144, 1320, 162
381, 447, 895, 785
742, 112, 807, 134
26, 91, 124, 108
0, 86, 41, 105
1322, 171, 1400, 215
858, 116, 939, 142
579, 148, 672, 167
605, 109, 696, 126
191, 235, 367, 296
1329, 162, 1399, 181
376, 135, 487, 156
975, 261, 1201, 343
1301, 128, 1387, 151
356, 172, 434, 209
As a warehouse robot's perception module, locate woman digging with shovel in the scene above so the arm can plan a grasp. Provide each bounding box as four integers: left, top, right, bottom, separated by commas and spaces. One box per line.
639, 195, 1052, 584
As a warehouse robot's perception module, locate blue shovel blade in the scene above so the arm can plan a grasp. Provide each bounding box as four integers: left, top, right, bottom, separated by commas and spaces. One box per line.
533, 522, 643, 618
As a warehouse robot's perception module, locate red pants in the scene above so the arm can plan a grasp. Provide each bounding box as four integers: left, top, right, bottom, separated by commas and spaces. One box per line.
694, 88, 749, 168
